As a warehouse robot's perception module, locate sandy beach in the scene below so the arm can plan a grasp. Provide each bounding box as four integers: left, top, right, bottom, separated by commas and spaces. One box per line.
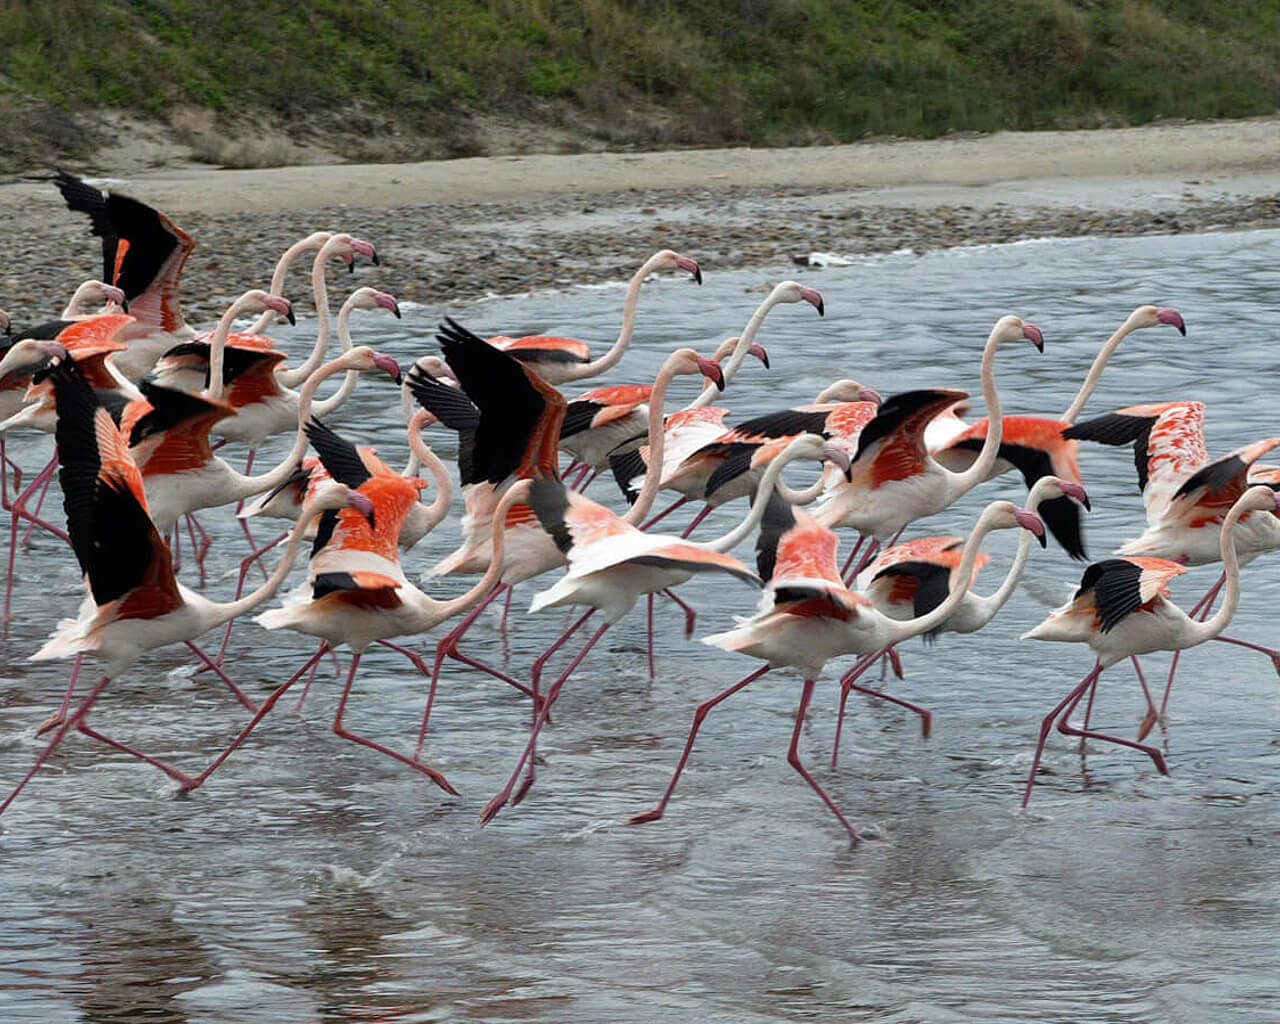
3, 117, 1279, 314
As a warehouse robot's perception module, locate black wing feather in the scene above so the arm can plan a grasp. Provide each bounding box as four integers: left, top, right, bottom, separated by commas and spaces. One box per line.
855, 389, 959, 462
1076, 558, 1145, 633
53, 170, 118, 285
527, 475, 574, 555
406, 363, 481, 485
608, 449, 646, 505
1064, 413, 1156, 493
756, 491, 796, 583
104, 193, 180, 303
305, 417, 372, 490
131, 381, 223, 446
703, 444, 757, 501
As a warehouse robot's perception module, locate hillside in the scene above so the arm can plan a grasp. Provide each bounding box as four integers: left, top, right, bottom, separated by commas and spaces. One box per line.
1, 0, 1277, 174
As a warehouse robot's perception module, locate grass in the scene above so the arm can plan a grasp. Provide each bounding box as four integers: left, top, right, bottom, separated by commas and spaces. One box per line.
0, 0, 1276, 167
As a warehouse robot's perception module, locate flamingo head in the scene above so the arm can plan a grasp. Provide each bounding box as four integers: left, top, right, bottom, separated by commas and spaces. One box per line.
0, 338, 69, 387
309, 479, 377, 527
351, 237, 379, 266
814, 378, 882, 405
1128, 304, 1186, 336
1241, 484, 1280, 516
1056, 479, 1091, 511
249, 290, 295, 326
345, 287, 401, 319
649, 250, 702, 285
991, 315, 1043, 351
767, 281, 824, 316
821, 441, 853, 475
1012, 506, 1048, 546
696, 355, 725, 391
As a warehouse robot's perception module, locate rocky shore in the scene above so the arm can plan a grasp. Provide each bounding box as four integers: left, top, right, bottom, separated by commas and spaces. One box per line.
3, 120, 1279, 321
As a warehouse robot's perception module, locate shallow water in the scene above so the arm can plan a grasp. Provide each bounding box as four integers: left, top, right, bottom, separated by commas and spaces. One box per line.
2, 229, 1279, 1022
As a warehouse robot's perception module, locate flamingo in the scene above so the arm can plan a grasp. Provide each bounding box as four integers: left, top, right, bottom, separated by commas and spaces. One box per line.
932, 305, 1185, 556
485, 249, 701, 385
52, 170, 198, 380
557, 334, 770, 490
1018, 484, 1280, 806
628, 491, 1044, 841
812, 315, 1044, 574
829, 475, 1088, 757
254, 475, 543, 795
0, 357, 374, 816
60, 280, 128, 319
1064, 401, 1280, 726
479, 432, 840, 824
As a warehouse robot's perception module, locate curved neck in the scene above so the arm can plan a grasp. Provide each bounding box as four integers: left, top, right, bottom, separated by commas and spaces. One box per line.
697, 443, 815, 553
969, 478, 1060, 619
431, 481, 529, 619
62, 281, 102, 319
248, 232, 329, 334
687, 292, 779, 410
566, 253, 665, 380
233, 354, 353, 494
623, 357, 684, 525
943, 329, 1004, 493
1061, 318, 1138, 424
206, 296, 260, 402
406, 411, 453, 533
309, 299, 362, 417
276, 243, 341, 387
884, 504, 1008, 641
1188, 501, 1251, 643
775, 467, 828, 507
214, 496, 329, 621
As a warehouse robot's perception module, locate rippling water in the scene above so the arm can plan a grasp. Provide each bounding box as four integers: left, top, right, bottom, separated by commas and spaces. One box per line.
3, 229, 1279, 1022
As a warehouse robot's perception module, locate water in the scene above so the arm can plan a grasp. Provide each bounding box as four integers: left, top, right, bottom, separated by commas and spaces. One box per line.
3, 229, 1279, 1022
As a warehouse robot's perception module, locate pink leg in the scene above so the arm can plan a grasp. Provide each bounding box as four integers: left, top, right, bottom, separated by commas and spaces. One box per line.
0, 675, 112, 817
646, 594, 656, 680
185, 641, 258, 713
847, 539, 882, 583
1056, 683, 1169, 777
640, 496, 687, 532
481, 620, 611, 823
679, 504, 713, 539
1159, 573, 1225, 719
576, 469, 599, 492
1210, 635, 1280, 673
75, 718, 198, 788
1022, 662, 1102, 808
1131, 657, 1161, 742
662, 587, 698, 637
378, 639, 433, 676
332, 653, 459, 795
35, 653, 83, 736
181, 644, 331, 790
19, 461, 56, 547
831, 651, 932, 766
188, 511, 213, 566
4, 455, 60, 622
236, 449, 267, 579
291, 642, 330, 713
629, 665, 770, 825
788, 679, 864, 842
838, 534, 867, 581
211, 529, 289, 666
499, 584, 514, 633
170, 523, 182, 573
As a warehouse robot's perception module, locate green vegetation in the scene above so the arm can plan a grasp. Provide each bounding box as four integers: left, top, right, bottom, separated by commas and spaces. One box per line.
1, 0, 1277, 164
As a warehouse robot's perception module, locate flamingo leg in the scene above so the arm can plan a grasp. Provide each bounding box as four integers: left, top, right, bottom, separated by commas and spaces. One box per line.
838, 534, 867, 582
662, 588, 699, 637
1131, 656, 1161, 742
237, 449, 268, 579
35, 653, 84, 737
211, 529, 289, 666
19, 460, 56, 547
848, 539, 882, 583
332, 653, 459, 795
181, 644, 331, 791
1056, 679, 1169, 777
629, 665, 770, 825
377, 639, 432, 676
1022, 662, 1102, 808
646, 594, 656, 680
4, 455, 60, 621
75, 718, 199, 788
831, 650, 932, 767
1159, 573, 1225, 720
1210, 634, 1280, 671
184, 641, 259, 713
576, 469, 600, 492
499, 584, 514, 634
679, 504, 713, 539
640, 496, 687, 532
481, 620, 611, 823
0, 675, 112, 817
788, 679, 864, 842
291, 642, 331, 713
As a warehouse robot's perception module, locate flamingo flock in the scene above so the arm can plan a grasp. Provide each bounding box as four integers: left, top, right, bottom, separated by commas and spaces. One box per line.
0, 173, 1275, 844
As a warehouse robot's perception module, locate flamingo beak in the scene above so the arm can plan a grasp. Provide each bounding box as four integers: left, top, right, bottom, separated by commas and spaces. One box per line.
675, 255, 702, 285
1059, 480, 1091, 510
801, 287, 825, 316
696, 356, 725, 391
748, 343, 770, 369
860, 386, 883, 406
104, 285, 126, 308
352, 238, 380, 266
372, 352, 402, 384
345, 253, 355, 274
1156, 307, 1186, 335
1022, 322, 1044, 351
822, 442, 852, 476
375, 292, 401, 319
266, 295, 295, 326
1014, 509, 1047, 546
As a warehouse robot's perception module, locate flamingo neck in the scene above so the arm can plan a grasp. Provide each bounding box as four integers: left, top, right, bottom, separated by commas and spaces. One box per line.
687, 290, 780, 410
944, 329, 1004, 495
247, 232, 329, 334
1189, 501, 1250, 644
431, 481, 530, 620
215, 496, 330, 621
1061, 318, 1138, 424
697, 442, 819, 553
406, 414, 453, 533
309, 300, 362, 418
623, 358, 683, 525
277, 241, 341, 387
206, 295, 261, 402
565, 252, 665, 381
884, 503, 1007, 642
969, 478, 1060, 621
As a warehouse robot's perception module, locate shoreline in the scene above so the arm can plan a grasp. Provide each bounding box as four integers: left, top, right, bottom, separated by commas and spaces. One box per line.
3, 119, 1279, 317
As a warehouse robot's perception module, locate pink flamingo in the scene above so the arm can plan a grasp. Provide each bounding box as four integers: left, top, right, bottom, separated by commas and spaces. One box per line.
1019, 484, 1280, 805
629, 490, 1043, 841
0, 358, 373, 816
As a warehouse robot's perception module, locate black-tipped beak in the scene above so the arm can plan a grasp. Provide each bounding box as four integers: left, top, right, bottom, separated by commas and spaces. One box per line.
1037, 531, 1047, 548
693, 266, 702, 285
285, 308, 297, 327
120, 298, 130, 313
348, 260, 355, 274
1081, 495, 1092, 512
370, 247, 381, 266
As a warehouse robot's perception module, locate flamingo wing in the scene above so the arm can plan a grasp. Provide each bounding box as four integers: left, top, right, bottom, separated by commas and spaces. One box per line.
407, 363, 481, 484
54, 171, 119, 287
501, 335, 591, 364
102, 192, 194, 333
1065, 401, 1206, 498
51, 361, 179, 614
130, 381, 234, 475
853, 388, 969, 486
1168, 438, 1280, 523
1074, 556, 1185, 633
560, 384, 652, 440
